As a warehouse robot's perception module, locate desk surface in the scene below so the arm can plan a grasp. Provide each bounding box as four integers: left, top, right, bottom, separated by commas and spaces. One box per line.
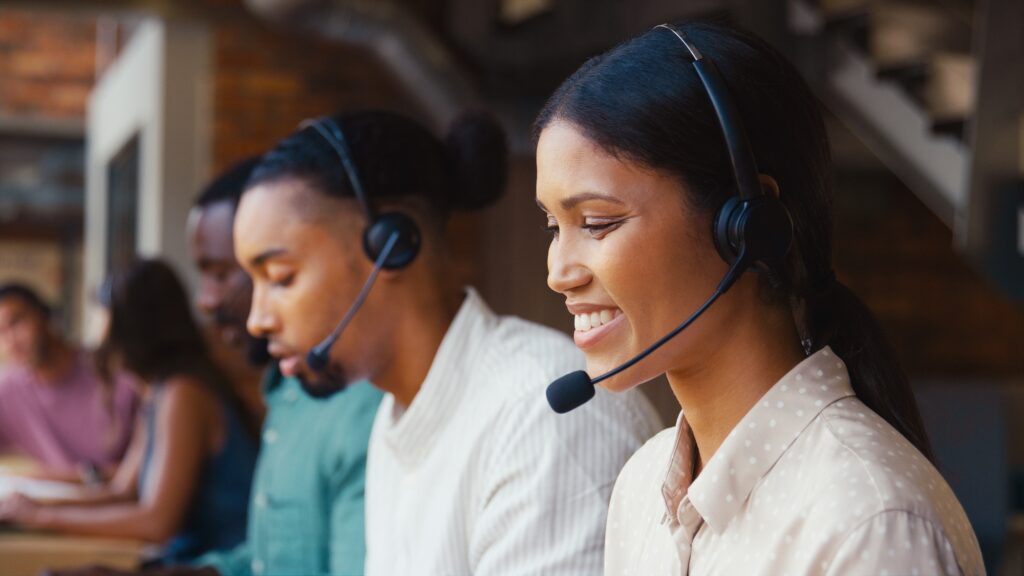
0, 454, 39, 476
0, 531, 145, 576
0, 455, 145, 575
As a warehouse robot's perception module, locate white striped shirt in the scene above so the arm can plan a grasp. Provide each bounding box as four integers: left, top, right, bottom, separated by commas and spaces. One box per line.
365, 288, 664, 576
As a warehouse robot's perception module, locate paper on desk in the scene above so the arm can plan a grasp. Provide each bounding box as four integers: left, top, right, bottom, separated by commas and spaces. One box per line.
0, 472, 83, 501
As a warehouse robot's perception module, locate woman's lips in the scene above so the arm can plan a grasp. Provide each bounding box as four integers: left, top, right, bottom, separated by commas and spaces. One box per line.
573, 311, 626, 349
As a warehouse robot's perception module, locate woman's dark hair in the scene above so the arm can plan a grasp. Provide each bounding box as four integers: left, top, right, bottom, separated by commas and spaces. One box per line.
96, 259, 251, 434
247, 110, 508, 225
0, 282, 51, 320
534, 21, 933, 460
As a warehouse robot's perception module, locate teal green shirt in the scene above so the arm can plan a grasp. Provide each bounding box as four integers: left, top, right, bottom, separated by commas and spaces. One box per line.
194, 371, 382, 576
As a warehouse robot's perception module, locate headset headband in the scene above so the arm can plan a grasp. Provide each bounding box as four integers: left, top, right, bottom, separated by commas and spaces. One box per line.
300, 117, 376, 220
655, 24, 763, 201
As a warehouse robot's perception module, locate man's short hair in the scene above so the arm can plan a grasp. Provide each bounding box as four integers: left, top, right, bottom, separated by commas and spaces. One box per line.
194, 156, 262, 209
0, 283, 51, 319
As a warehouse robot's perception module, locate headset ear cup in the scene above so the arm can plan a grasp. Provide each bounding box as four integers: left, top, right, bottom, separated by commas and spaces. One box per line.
740, 197, 793, 267
713, 197, 744, 263
363, 212, 422, 270
713, 195, 794, 271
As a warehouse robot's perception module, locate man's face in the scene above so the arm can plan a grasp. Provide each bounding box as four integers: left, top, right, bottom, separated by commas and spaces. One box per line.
235, 178, 381, 398
0, 297, 47, 368
187, 201, 255, 349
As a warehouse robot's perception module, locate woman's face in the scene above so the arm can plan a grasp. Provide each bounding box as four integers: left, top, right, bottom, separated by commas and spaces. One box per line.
536, 121, 736, 391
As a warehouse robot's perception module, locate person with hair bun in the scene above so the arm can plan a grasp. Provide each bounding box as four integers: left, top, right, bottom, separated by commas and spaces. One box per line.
234, 110, 662, 575
535, 21, 983, 576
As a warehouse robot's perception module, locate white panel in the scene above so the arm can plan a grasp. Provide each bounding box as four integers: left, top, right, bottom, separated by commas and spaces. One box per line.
83, 18, 211, 344
85, 20, 164, 345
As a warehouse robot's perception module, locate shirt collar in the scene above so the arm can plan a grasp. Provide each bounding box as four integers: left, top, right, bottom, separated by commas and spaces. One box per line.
662, 346, 856, 532
378, 287, 494, 469
262, 364, 285, 393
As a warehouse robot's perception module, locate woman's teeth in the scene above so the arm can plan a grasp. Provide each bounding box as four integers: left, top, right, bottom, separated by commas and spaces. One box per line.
574, 309, 621, 332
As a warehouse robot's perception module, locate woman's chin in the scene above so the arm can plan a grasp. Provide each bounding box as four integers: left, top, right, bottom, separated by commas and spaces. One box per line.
589, 357, 664, 394
590, 365, 641, 393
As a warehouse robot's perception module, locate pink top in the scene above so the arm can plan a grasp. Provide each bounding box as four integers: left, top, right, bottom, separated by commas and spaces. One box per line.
0, 350, 138, 472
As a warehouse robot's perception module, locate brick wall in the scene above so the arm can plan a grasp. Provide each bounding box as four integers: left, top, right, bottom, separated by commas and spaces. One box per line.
0, 10, 96, 120
0, 7, 421, 171
833, 169, 1024, 379
210, 12, 423, 173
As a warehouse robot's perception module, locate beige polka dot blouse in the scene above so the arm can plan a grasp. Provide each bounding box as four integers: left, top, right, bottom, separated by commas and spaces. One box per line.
605, 346, 985, 575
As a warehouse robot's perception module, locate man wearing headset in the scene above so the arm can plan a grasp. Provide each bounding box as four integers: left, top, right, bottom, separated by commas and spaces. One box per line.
185, 158, 383, 576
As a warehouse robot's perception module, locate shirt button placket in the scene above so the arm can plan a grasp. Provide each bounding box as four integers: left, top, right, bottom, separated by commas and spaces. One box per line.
672, 497, 704, 574
263, 428, 278, 445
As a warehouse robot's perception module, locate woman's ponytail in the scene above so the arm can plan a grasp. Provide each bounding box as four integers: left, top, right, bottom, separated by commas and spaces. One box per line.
804, 274, 934, 461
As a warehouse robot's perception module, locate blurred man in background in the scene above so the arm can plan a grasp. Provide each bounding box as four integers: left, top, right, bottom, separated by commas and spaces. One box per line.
44, 157, 382, 576
187, 157, 384, 576
0, 283, 138, 482
188, 158, 271, 431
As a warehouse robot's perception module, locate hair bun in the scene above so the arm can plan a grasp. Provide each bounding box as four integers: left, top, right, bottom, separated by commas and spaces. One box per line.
445, 111, 508, 212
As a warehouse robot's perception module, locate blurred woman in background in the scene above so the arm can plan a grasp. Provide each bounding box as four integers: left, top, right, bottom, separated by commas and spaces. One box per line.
0, 259, 257, 565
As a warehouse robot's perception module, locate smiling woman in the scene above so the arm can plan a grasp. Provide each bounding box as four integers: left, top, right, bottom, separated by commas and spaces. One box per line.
534, 21, 985, 576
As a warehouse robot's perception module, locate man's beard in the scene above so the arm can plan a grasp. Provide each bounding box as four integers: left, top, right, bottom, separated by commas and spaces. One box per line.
245, 336, 272, 367
294, 358, 350, 399
211, 307, 272, 368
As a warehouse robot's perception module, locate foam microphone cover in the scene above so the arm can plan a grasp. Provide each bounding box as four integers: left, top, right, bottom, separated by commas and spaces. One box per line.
306, 348, 329, 373
546, 370, 596, 414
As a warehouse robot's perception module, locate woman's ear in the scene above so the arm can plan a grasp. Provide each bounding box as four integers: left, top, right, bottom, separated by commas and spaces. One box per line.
759, 174, 780, 199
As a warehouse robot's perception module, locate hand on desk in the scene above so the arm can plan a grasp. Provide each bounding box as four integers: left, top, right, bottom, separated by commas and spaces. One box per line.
0, 492, 39, 525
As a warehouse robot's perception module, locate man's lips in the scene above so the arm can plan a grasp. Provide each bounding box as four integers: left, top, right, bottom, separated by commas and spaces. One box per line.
268, 343, 305, 377
278, 355, 303, 377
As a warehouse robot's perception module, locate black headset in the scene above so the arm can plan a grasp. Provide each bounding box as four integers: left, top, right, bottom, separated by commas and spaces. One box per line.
654, 24, 794, 279
300, 117, 423, 372
304, 117, 422, 270
546, 25, 795, 413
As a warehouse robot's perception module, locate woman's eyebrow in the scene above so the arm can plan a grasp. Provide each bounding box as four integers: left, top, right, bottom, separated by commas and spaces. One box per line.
559, 191, 625, 210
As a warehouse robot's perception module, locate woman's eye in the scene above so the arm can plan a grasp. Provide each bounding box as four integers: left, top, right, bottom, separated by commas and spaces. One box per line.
542, 219, 560, 237
582, 219, 624, 237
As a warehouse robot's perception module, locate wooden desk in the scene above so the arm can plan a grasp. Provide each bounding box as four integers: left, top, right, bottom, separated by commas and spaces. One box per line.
0, 455, 146, 574
0, 455, 39, 477
0, 530, 145, 576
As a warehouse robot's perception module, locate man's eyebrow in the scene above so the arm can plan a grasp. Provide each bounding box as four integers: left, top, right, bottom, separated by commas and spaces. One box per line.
248, 248, 288, 268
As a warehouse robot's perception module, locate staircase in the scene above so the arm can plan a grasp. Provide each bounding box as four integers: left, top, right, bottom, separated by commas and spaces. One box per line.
788, 0, 1024, 298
